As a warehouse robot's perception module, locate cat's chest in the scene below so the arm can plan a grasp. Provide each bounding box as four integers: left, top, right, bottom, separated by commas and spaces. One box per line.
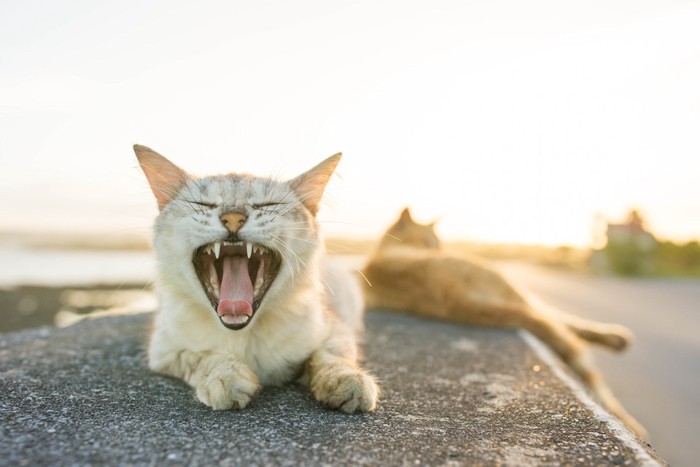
223, 323, 322, 385
159, 292, 328, 385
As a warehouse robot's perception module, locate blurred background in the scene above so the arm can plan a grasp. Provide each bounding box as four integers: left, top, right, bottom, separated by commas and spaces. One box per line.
1, 1, 698, 465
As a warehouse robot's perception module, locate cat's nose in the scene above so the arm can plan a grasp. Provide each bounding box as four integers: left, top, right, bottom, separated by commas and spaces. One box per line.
220, 212, 247, 234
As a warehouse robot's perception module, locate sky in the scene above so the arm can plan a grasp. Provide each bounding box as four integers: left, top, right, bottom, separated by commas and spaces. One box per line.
1, 0, 699, 247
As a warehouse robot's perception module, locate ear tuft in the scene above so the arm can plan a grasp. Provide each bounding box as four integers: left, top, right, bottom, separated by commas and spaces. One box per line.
290, 153, 342, 216
133, 144, 190, 210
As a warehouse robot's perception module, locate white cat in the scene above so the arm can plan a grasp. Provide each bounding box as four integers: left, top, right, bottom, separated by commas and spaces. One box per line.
134, 144, 378, 412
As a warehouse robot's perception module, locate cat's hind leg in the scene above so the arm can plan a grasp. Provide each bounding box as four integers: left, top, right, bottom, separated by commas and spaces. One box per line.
560, 314, 634, 351
505, 280, 634, 351
304, 324, 379, 413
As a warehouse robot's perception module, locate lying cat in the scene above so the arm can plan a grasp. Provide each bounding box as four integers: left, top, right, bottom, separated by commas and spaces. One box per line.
134, 145, 378, 413
361, 208, 647, 439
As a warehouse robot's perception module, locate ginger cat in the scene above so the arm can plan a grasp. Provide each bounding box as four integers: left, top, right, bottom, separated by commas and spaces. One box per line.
362, 208, 647, 439
134, 145, 378, 413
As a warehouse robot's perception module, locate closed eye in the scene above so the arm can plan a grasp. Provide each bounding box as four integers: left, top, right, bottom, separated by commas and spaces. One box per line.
185, 200, 218, 208
252, 202, 285, 209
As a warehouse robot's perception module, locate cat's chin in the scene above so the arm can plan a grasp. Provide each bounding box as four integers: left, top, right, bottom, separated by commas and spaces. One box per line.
191, 240, 282, 330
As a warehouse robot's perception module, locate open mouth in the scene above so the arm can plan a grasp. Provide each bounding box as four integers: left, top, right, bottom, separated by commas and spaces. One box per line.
192, 240, 281, 330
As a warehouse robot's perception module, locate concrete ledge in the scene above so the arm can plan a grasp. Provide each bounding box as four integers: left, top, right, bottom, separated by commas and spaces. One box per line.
1, 311, 665, 466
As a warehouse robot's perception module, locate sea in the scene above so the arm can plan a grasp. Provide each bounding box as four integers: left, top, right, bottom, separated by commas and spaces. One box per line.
0, 246, 156, 287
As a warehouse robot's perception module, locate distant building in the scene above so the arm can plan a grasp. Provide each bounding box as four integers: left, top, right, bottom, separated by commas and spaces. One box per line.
590, 210, 658, 275
606, 210, 657, 251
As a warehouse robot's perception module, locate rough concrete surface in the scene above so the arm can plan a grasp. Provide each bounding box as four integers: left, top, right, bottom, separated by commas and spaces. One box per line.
1, 310, 664, 466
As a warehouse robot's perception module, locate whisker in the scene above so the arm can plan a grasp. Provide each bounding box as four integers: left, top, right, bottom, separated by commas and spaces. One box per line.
276, 234, 318, 246
280, 240, 305, 274
270, 234, 316, 282
324, 281, 336, 297
356, 269, 372, 287
270, 237, 296, 279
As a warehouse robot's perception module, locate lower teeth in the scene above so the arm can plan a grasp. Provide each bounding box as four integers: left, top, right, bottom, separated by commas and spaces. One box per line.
221, 315, 250, 325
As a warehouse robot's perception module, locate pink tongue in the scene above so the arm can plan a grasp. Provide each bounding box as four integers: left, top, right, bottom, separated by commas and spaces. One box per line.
217, 256, 253, 319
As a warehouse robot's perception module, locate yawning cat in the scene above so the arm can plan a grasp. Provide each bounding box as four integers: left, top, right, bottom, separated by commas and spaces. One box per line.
362, 208, 647, 439
135, 144, 378, 413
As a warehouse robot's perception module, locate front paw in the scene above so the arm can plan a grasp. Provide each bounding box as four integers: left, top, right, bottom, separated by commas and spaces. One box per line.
311, 366, 379, 413
196, 363, 260, 410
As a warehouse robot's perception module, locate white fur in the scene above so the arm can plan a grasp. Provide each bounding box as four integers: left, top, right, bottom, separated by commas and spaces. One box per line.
138, 151, 378, 412
149, 175, 329, 382
322, 260, 365, 334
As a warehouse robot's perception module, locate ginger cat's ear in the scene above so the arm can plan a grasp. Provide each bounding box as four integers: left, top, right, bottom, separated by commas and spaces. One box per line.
399, 207, 413, 224
134, 144, 190, 210
289, 153, 342, 216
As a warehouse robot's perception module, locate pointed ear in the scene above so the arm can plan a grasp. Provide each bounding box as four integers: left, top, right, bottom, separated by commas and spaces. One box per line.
133, 144, 190, 210
399, 207, 413, 224
289, 153, 342, 216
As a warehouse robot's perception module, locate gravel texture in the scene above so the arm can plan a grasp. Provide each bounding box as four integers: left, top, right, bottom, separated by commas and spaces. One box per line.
1, 310, 664, 466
